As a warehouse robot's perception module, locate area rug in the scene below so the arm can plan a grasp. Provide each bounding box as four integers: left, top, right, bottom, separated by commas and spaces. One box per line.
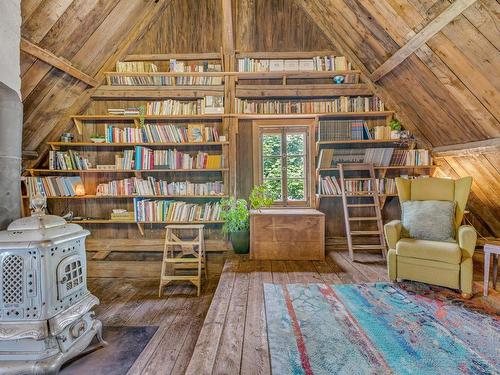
264, 282, 499, 375
60, 325, 158, 375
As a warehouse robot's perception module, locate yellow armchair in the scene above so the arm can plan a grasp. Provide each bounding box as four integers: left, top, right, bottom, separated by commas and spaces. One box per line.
385, 176, 476, 297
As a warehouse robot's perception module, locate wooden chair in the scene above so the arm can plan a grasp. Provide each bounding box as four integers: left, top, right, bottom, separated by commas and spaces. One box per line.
159, 224, 207, 297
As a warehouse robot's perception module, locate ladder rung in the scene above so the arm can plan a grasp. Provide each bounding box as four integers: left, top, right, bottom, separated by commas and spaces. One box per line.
350, 231, 380, 235
165, 241, 201, 246
347, 204, 376, 207
352, 245, 386, 250
348, 217, 379, 221
164, 258, 200, 263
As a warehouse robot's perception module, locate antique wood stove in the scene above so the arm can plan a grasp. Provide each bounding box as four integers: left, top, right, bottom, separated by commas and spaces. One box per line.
0, 196, 105, 374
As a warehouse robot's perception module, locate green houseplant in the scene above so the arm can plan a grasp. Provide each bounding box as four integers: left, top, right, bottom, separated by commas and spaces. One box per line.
221, 185, 275, 254
221, 198, 250, 254
389, 119, 402, 139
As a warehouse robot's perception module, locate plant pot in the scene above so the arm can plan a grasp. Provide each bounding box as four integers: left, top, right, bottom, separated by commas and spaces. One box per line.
230, 230, 250, 254
390, 130, 400, 139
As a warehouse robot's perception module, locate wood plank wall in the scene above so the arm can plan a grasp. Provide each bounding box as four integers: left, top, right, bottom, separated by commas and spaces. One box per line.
20, 0, 500, 238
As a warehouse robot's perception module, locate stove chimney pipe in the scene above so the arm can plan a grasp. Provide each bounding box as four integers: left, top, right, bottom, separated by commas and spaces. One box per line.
0, 82, 23, 229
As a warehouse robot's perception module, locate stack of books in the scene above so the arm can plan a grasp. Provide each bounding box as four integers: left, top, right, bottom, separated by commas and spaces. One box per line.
95, 177, 225, 197
169, 60, 223, 85
145, 97, 224, 115
49, 150, 91, 170
26, 176, 85, 197
318, 176, 342, 195
116, 61, 159, 72
237, 55, 352, 72
134, 199, 222, 222
108, 108, 141, 116
390, 149, 431, 166
114, 150, 135, 170
103, 123, 220, 144
110, 209, 134, 221
135, 146, 223, 170
319, 120, 371, 141
235, 96, 384, 114
318, 148, 395, 168
372, 126, 392, 140
96, 178, 135, 196
134, 178, 224, 196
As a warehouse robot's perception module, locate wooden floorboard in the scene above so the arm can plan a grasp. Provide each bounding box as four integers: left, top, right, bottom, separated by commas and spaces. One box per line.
88, 250, 498, 375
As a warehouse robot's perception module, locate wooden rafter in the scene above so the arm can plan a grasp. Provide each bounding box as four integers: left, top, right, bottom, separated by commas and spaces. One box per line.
20, 38, 99, 87
370, 0, 477, 82
433, 138, 500, 157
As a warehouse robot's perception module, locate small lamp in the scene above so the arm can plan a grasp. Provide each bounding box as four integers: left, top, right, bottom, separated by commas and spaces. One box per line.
75, 184, 86, 196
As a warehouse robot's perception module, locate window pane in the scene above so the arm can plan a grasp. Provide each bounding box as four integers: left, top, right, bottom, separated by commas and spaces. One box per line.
286, 133, 304, 155
262, 133, 281, 156
287, 179, 305, 201
287, 156, 305, 178
263, 156, 282, 179
264, 179, 282, 201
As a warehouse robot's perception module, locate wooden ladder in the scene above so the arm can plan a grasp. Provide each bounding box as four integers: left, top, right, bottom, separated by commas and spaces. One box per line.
339, 163, 386, 261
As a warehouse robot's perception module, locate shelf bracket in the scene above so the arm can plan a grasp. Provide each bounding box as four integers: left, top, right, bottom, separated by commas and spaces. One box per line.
136, 222, 145, 236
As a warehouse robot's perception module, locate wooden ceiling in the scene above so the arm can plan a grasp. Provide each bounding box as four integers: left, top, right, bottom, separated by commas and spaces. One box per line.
20, 0, 499, 235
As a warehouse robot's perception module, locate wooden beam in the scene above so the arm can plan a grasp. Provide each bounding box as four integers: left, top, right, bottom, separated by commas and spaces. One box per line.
370, 0, 477, 81
221, 0, 235, 54
433, 138, 500, 156
28, 0, 174, 170
20, 38, 99, 87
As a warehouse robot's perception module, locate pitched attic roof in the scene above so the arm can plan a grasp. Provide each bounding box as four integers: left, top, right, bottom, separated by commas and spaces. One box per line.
20, 0, 499, 235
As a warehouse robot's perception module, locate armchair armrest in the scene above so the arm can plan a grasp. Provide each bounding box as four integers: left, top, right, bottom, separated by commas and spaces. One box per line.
384, 220, 402, 250
458, 225, 477, 258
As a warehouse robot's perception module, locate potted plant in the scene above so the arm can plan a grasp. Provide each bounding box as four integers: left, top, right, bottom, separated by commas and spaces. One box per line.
220, 197, 250, 254
389, 119, 402, 139
221, 185, 275, 254
89, 133, 106, 143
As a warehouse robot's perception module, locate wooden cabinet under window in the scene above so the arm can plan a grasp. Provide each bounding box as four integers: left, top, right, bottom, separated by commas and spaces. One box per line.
250, 209, 325, 260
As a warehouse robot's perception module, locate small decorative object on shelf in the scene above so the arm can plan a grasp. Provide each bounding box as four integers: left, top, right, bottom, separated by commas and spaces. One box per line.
60, 132, 74, 143
389, 119, 402, 139
333, 75, 345, 84
90, 134, 106, 143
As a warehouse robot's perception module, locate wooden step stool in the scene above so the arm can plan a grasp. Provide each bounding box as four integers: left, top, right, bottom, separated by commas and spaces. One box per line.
159, 224, 207, 297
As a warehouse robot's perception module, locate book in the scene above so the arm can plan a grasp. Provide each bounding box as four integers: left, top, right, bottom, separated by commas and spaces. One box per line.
299, 59, 314, 71
134, 199, 222, 222
284, 59, 299, 71
269, 59, 284, 71
26, 176, 85, 197
187, 124, 205, 142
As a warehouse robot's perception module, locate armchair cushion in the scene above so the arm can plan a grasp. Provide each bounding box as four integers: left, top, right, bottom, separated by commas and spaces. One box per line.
401, 200, 455, 241
396, 238, 461, 264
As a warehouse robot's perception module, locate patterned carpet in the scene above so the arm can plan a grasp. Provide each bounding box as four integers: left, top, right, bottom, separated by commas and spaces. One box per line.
264, 282, 499, 375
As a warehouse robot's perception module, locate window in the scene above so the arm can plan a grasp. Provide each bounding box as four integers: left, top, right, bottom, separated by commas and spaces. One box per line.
253, 120, 314, 207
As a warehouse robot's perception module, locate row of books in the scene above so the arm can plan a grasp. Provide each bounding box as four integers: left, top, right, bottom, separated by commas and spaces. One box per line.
318, 176, 398, 195
108, 108, 140, 116
135, 147, 223, 170
26, 176, 85, 197
169, 60, 223, 85
237, 56, 351, 72
134, 199, 222, 222
49, 150, 92, 170
234, 96, 385, 114
145, 97, 224, 115
319, 120, 370, 141
318, 148, 431, 168
103, 123, 221, 143
116, 61, 158, 73
96, 177, 224, 197
115, 150, 135, 170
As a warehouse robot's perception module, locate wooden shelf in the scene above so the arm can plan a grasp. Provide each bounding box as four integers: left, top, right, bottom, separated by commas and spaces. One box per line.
92, 85, 225, 99
27, 168, 229, 175
123, 52, 223, 61
316, 193, 398, 198
22, 195, 228, 200
105, 71, 226, 77
318, 139, 399, 145
231, 70, 360, 80
48, 141, 229, 148
236, 84, 371, 98
318, 165, 436, 172
234, 111, 393, 119
71, 114, 226, 121
68, 219, 224, 224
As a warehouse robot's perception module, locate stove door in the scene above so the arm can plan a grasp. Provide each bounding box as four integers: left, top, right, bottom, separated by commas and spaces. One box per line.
56, 255, 84, 300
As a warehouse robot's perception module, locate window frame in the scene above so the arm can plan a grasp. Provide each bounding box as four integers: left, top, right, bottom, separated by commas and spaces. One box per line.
252, 119, 316, 207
